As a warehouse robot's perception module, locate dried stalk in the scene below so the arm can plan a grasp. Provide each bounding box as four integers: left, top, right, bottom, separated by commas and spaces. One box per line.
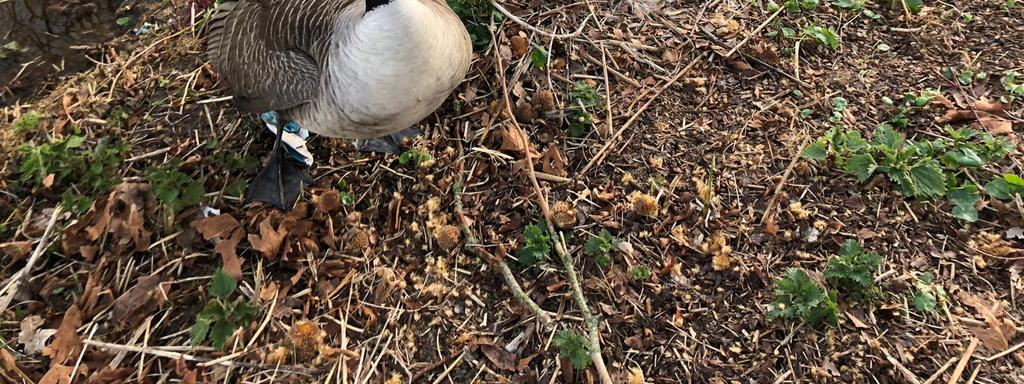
453, 178, 554, 325
0, 206, 62, 315
490, 28, 613, 384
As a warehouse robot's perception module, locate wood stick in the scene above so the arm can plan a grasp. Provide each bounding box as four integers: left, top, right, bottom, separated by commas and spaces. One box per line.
881, 347, 922, 384
922, 356, 959, 384
491, 28, 613, 384
0, 206, 62, 315
580, 53, 707, 175
985, 339, 1024, 361
725, 6, 785, 58
947, 338, 979, 384
82, 339, 323, 375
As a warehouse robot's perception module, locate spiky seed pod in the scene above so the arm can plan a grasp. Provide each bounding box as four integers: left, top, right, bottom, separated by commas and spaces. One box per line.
433, 225, 461, 250
629, 192, 658, 218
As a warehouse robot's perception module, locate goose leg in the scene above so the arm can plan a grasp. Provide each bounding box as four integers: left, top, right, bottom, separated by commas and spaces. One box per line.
246, 120, 312, 210
353, 127, 422, 154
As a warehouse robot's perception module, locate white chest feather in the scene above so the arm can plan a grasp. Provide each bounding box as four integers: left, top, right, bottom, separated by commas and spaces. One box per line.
298, 0, 471, 139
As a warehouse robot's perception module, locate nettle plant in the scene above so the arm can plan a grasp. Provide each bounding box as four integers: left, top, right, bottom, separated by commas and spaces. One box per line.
824, 240, 883, 301
768, 268, 839, 328
583, 230, 621, 269
803, 97, 1016, 222
191, 269, 259, 350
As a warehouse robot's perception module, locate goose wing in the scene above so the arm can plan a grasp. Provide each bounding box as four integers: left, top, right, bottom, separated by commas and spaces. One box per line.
206, 0, 356, 113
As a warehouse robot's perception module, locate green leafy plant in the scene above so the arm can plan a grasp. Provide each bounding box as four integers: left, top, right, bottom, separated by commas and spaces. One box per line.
804, 124, 1015, 222
910, 272, 947, 314
552, 330, 593, 369
146, 160, 205, 213
1002, 71, 1024, 103
447, 0, 502, 51
337, 179, 356, 205
398, 149, 432, 167
583, 230, 621, 268
832, 0, 864, 9
941, 67, 986, 86
12, 111, 41, 134
895, 0, 923, 13
824, 240, 883, 300
629, 265, 652, 281
801, 25, 840, 50
767, 268, 839, 328
773, 0, 820, 11
530, 47, 549, 69
19, 135, 131, 213
517, 222, 551, 266
191, 269, 259, 350
566, 81, 603, 137
985, 174, 1024, 200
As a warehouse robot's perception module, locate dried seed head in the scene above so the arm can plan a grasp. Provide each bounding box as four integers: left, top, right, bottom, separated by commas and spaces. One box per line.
516, 101, 538, 122
348, 229, 371, 251
290, 321, 323, 359
789, 202, 811, 220
629, 192, 659, 218
532, 90, 557, 113
433, 225, 461, 250
264, 346, 290, 365
552, 201, 577, 229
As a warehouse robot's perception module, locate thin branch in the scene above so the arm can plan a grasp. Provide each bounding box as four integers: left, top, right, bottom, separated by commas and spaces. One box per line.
580, 53, 707, 175
490, 27, 613, 384
82, 339, 324, 376
490, 1, 591, 39
0, 206, 62, 315
453, 177, 554, 325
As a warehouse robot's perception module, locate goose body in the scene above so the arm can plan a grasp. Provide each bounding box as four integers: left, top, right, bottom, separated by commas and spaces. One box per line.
206, 0, 472, 139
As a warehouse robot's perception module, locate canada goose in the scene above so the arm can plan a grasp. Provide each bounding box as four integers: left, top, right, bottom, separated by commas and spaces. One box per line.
206, 0, 472, 209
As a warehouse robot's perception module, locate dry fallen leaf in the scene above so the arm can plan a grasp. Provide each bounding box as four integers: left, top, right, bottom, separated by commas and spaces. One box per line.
957, 291, 1017, 351
111, 274, 168, 325
0, 241, 31, 260
538, 145, 566, 176
43, 305, 83, 366
497, 125, 539, 158
248, 217, 288, 260
480, 344, 517, 371
627, 367, 645, 384
19, 315, 56, 355
510, 35, 529, 57
192, 213, 240, 240
38, 364, 75, 384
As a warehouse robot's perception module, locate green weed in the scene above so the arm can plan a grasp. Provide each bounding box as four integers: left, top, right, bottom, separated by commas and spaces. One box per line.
629, 265, 652, 281
801, 25, 840, 50
398, 149, 432, 167
517, 222, 551, 266
447, 0, 502, 51
768, 268, 839, 328
803, 124, 1014, 222
583, 230, 621, 269
19, 135, 131, 213
146, 160, 205, 213
190, 269, 259, 350
567, 82, 603, 137
12, 112, 41, 134
910, 272, 947, 314
824, 240, 883, 301
552, 330, 593, 369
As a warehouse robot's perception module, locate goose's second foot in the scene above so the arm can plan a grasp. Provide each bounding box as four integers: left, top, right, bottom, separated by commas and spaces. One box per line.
353, 127, 422, 154
246, 147, 312, 211
247, 119, 312, 211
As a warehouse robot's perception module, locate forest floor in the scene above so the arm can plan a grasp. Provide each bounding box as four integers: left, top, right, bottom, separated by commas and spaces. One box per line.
2, 0, 1024, 383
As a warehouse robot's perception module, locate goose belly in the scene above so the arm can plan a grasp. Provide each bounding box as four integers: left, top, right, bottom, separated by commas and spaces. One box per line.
295, 0, 471, 139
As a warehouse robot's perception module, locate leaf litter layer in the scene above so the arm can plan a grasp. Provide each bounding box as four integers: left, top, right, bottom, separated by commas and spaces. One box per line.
2, 0, 1024, 383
